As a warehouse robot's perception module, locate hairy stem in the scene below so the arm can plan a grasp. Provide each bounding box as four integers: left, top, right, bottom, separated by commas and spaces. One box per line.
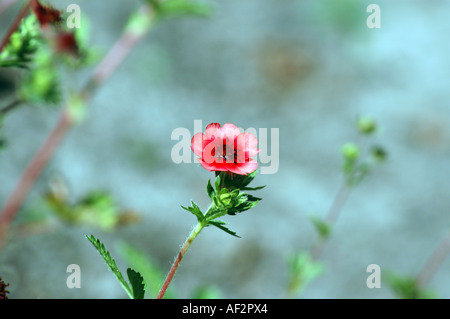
0, 3, 155, 249
416, 231, 450, 289
157, 221, 206, 299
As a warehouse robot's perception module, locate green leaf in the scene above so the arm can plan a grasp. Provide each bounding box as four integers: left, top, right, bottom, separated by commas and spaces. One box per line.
207, 220, 240, 238
85, 234, 133, 299
18, 46, 61, 105
125, 5, 154, 37
156, 0, 213, 19
0, 14, 41, 68
181, 201, 204, 222
240, 185, 266, 191
384, 271, 437, 299
309, 215, 331, 240
287, 252, 324, 295
206, 179, 215, 200
118, 242, 175, 299
214, 174, 222, 191
46, 188, 138, 230
219, 170, 265, 191
127, 268, 146, 299
191, 285, 222, 299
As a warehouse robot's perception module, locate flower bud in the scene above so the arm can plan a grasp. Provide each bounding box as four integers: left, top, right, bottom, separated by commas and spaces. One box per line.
371, 145, 387, 162
357, 116, 377, 135
341, 143, 360, 161
218, 192, 232, 206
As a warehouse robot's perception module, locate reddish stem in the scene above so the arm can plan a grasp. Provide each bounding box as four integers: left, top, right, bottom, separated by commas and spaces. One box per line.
416, 232, 450, 289
0, 110, 71, 247
157, 222, 205, 299
0, 3, 154, 248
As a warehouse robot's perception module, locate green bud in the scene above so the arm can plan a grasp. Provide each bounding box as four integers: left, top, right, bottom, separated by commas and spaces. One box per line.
341, 142, 360, 161
371, 145, 387, 162
218, 192, 232, 206
357, 116, 377, 135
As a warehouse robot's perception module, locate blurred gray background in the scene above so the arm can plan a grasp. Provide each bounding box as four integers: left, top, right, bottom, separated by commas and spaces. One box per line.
1, 0, 450, 298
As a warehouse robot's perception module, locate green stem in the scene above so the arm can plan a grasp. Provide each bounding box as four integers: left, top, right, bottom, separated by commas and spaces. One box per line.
156, 221, 206, 299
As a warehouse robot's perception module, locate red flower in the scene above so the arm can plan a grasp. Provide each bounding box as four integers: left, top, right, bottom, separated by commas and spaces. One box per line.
191, 123, 259, 175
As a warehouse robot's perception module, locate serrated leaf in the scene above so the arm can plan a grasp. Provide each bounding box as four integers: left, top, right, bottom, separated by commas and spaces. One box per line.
245, 194, 262, 202
217, 170, 265, 191
181, 201, 204, 222
204, 205, 227, 221
85, 234, 133, 298
127, 268, 146, 299
240, 185, 266, 191
118, 242, 176, 299
207, 220, 240, 238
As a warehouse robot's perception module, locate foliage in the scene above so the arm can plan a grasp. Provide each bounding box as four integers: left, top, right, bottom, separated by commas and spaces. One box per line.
86, 235, 146, 299
384, 272, 437, 299
287, 252, 324, 295
182, 170, 264, 238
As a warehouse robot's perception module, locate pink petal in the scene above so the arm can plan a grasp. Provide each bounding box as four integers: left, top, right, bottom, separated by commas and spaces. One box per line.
236, 132, 260, 158
204, 123, 222, 139
224, 163, 247, 175
221, 123, 242, 139
199, 160, 229, 172
237, 159, 259, 175
191, 132, 206, 157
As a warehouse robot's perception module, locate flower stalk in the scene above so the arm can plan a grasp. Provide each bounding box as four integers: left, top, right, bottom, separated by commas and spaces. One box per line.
156, 220, 207, 299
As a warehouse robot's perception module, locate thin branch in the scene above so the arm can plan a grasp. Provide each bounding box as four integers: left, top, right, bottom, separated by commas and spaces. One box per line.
0, 3, 155, 249
309, 183, 351, 260
157, 222, 205, 299
415, 231, 450, 289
